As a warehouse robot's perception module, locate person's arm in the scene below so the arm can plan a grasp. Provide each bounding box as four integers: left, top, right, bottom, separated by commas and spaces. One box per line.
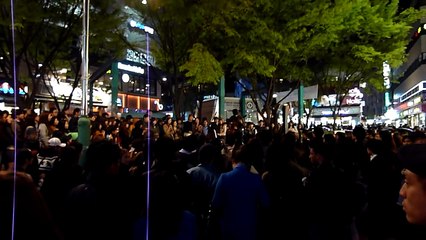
38, 124, 49, 148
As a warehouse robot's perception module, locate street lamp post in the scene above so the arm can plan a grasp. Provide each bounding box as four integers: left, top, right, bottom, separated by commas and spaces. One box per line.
78, 0, 91, 167
81, 0, 90, 115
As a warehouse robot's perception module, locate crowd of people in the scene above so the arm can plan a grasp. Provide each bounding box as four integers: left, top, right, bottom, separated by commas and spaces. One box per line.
0, 106, 426, 240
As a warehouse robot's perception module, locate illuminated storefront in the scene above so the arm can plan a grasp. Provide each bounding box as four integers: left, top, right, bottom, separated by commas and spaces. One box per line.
309, 87, 364, 127
395, 93, 425, 127
88, 56, 163, 116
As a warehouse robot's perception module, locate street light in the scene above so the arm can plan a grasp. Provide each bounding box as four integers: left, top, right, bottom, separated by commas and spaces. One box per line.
81, 0, 90, 115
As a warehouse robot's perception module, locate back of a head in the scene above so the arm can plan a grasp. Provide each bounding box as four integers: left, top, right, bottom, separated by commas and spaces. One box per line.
235, 139, 263, 166
366, 138, 384, 155
353, 125, 366, 141
153, 137, 177, 165
85, 140, 121, 175
198, 143, 220, 164
309, 140, 333, 162
313, 126, 324, 139
0, 172, 62, 240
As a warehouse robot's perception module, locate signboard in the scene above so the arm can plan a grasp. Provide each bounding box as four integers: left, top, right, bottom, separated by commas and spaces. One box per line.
117, 62, 145, 74
275, 85, 318, 103
311, 105, 361, 117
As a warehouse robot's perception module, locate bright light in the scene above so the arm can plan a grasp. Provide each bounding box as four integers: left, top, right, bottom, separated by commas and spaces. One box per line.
384, 108, 398, 120
142, 0, 147, 4
144, 26, 154, 34
162, 77, 167, 82
122, 73, 130, 83
273, 93, 278, 98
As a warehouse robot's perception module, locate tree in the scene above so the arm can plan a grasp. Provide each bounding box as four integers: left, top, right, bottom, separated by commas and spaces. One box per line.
307, 0, 422, 129
205, 0, 343, 125
0, 0, 129, 111
130, 0, 226, 118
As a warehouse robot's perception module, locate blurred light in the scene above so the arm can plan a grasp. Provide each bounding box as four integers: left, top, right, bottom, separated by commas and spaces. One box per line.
273, 93, 278, 98
122, 73, 130, 83
142, 0, 147, 4
385, 108, 398, 120
162, 77, 167, 82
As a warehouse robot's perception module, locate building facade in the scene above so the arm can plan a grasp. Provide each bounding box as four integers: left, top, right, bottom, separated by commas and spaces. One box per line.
393, 8, 426, 128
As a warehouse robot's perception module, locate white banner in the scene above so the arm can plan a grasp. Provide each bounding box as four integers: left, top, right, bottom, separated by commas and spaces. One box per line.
275, 84, 318, 103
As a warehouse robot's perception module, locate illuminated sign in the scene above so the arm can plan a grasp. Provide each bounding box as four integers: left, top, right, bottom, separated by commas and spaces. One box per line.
129, 20, 154, 34
311, 106, 361, 117
154, 100, 163, 110
118, 62, 145, 74
126, 49, 155, 65
385, 92, 391, 107
0, 82, 26, 95
383, 62, 391, 89
345, 88, 364, 105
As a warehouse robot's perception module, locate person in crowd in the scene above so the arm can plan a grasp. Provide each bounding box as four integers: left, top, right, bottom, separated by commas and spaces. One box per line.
133, 137, 195, 240
211, 139, 270, 240
399, 144, 426, 224
0, 169, 63, 240
187, 143, 223, 239
0, 111, 14, 170
64, 140, 135, 240
183, 114, 194, 136
305, 141, 354, 240
68, 108, 80, 132
11, 108, 26, 147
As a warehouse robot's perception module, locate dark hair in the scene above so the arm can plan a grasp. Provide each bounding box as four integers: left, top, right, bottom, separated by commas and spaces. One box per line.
366, 138, 383, 155
198, 143, 220, 164
0, 172, 63, 240
353, 125, 366, 141
234, 138, 263, 166
85, 140, 121, 174
309, 140, 332, 161
73, 108, 81, 115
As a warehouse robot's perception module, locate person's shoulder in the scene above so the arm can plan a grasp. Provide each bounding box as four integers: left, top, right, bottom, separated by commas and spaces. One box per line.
0, 170, 32, 183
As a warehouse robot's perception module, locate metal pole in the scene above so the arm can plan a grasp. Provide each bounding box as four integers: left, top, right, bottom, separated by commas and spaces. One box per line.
298, 81, 304, 126
81, 0, 90, 115
219, 76, 225, 119
78, 0, 91, 167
